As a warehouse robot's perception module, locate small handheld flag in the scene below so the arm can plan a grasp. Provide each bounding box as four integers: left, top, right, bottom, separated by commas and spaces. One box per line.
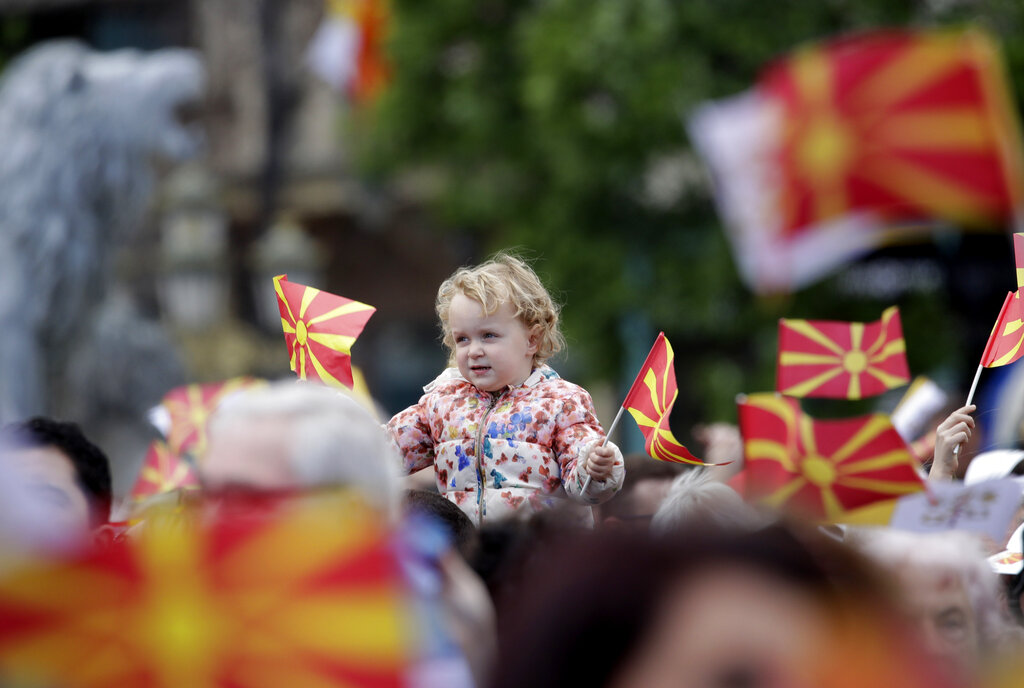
981, 290, 1024, 369
621, 333, 703, 465
152, 377, 266, 460
582, 332, 712, 493
130, 440, 198, 502
953, 290, 1024, 459
776, 306, 910, 399
737, 393, 924, 522
274, 274, 376, 389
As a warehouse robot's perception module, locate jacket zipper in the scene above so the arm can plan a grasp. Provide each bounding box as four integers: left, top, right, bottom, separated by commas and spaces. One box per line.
475, 389, 508, 525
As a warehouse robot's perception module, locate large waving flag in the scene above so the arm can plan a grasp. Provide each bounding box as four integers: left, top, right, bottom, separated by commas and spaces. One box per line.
0, 496, 411, 688
622, 333, 705, 465
690, 28, 1024, 293
130, 440, 199, 502
150, 377, 266, 460
981, 290, 1024, 368
776, 306, 910, 399
737, 393, 924, 521
274, 275, 376, 389
306, 0, 391, 103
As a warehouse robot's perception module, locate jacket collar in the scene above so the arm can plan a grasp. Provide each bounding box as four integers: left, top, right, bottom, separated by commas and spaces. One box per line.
423, 364, 559, 393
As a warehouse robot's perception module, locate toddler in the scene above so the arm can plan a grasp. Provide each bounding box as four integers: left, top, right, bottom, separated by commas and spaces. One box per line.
387, 253, 624, 525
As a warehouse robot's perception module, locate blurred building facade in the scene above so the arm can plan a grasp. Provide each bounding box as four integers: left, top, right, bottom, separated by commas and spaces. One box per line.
0, 0, 460, 418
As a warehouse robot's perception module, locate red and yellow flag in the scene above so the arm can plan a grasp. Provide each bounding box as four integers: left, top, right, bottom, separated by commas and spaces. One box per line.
737, 393, 924, 522
307, 0, 391, 104
130, 440, 198, 502
274, 275, 376, 389
349, 0, 390, 103
0, 496, 411, 688
157, 377, 266, 459
981, 290, 1024, 368
622, 333, 705, 465
776, 306, 910, 400
763, 29, 1024, 235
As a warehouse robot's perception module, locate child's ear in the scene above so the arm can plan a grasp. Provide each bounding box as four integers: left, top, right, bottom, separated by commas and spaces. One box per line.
527, 327, 540, 355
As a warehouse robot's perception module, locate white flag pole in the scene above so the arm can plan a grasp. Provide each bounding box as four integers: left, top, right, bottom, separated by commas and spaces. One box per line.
952, 364, 983, 460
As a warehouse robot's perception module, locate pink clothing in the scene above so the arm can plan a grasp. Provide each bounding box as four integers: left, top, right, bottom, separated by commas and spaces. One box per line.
387, 365, 624, 525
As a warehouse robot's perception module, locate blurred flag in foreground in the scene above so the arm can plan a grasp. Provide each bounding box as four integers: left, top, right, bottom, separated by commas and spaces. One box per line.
737, 393, 924, 521
130, 439, 198, 502
306, 0, 390, 103
622, 333, 706, 464
149, 377, 266, 459
0, 496, 411, 688
776, 306, 910, 399
274, 274, 376, 389
690, 29, 1024, 293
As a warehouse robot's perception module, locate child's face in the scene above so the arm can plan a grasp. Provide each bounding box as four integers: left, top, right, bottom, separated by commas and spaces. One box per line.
449, 293, 537, 393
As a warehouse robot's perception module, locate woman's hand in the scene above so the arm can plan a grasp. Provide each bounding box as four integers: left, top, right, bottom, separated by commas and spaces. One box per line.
929, 405, 976, 481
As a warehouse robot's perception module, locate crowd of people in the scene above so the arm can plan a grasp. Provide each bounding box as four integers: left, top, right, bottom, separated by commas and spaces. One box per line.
1, 253, 1023, 688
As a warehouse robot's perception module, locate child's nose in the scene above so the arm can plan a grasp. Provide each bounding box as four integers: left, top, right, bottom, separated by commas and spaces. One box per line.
469, 339, 485, 356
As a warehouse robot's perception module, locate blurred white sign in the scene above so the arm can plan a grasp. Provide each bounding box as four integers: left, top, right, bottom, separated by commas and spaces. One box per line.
890, 479, 1022, 543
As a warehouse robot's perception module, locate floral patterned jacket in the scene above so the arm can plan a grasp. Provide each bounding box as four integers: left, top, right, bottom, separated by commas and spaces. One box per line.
387, 365, 624, 525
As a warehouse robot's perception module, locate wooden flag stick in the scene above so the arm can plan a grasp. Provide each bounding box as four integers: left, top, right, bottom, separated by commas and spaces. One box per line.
582, 406, 625, 494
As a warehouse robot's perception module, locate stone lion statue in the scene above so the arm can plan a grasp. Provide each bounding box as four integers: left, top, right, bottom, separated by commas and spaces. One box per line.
0, 40, 204, 422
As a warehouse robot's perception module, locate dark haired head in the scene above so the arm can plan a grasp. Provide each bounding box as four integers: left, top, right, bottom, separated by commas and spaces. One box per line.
0, 417, 112, 527
491, 524, 896, 688
402, 489, 477, 559
599, 453, 683, 523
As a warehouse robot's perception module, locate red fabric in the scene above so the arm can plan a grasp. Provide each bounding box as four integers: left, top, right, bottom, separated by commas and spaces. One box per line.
737, 393, 924, 521
622, 333, 705, 464
776, 306, 910, 399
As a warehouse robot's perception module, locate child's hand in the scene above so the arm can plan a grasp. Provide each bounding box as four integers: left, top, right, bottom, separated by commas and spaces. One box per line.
585, 444, 616, 482
930, 404, 975, 481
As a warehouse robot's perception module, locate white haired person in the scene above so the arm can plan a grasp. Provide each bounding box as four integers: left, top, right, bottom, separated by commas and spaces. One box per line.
651, 467, 764, 534
199, 380, 492, 688
200, 380, 399, 513
857, 529, 1022, 683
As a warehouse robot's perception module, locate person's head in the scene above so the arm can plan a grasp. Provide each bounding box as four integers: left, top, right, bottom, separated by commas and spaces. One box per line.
201, 381, 399, 513
0, 417, 112, 531
403, 489, 477, 560
650, 467, 764, 534
493, 525, 930, 688
599, 455, 682, 529
858, 529, 1016, 680
436, 252, 564, 392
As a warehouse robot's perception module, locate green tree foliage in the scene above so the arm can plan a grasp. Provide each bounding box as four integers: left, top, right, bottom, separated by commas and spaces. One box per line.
356, 0, 1024, 426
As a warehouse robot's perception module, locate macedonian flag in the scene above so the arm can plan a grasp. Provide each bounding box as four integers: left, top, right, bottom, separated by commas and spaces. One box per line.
155, 377, 266, 459
777, 306, 910, 400
763, 28, 1024, 235
689, 28, 1024, 294
981, 290, 1024, 368
130, 440, 199, 502
622, 333, 707, 465
0, 496, 412, 688
274, 275, 376, 389
737, 393, 924, 522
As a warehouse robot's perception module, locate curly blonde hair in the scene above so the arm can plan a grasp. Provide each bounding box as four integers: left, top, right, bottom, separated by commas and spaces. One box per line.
436, 252, 565, 367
